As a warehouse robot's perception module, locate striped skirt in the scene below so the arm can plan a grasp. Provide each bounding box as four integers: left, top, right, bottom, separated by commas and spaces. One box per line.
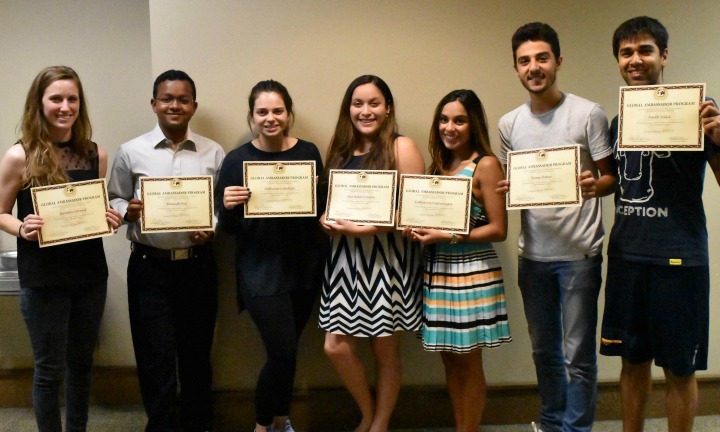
422, 242, 511, 353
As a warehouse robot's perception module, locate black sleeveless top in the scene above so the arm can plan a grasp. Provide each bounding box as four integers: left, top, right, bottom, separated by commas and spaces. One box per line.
16, 143, 108, 288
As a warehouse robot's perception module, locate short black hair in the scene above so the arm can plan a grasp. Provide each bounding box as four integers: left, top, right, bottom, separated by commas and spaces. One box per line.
153, 69, 196, 100
511, 22, 561, 65
612, 16, 668, 59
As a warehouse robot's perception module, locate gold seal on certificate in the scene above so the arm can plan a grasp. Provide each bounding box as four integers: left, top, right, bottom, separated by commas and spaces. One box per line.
618, 83, 705, 151
243, 160, 316, 218
31, 179, 113, 247
140, 176, 214, 233
325, 169, 397, 226
506, 145, 581, 209
397, 174, 471, 234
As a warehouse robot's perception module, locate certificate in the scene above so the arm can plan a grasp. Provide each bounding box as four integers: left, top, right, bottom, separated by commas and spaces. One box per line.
397, 175, 471, 234
31, 179, 112, 247
243, 161, 316, 218
325, 169, 397, 226
618, 83, 705, 151
506, 145, 581, 209
140, 176, 214, 233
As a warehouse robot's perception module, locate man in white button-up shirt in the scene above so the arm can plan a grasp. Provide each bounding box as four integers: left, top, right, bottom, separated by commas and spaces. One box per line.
108, 69, 224, 432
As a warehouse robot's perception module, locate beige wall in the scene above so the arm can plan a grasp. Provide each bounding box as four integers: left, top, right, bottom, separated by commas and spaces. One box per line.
0, 0, 152, 367
1, 0, 718, 389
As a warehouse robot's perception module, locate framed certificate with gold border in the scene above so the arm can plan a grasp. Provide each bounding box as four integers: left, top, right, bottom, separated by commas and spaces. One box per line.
506, 145, 581, 210
325, 169, 397, 226
396, 174, 471, 234
243, 161, 316, 218
139, 176, 214, 233
31, 179, 113, 247
618, 83, 705, 151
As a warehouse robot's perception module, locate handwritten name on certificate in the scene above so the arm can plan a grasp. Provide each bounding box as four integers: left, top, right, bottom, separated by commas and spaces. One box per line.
31, 179, 113, 247
140, 176, 214, 233
619, 83, 705, 151
397, 175, 471, 234
506, 145, 581, 210
243, 161, 316, 218
325, 170, 397, 226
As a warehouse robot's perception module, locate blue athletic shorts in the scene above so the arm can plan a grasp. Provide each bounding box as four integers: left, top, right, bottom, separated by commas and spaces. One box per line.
600, 257, 708, 377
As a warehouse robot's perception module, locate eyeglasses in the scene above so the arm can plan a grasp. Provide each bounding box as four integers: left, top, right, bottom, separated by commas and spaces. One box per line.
154, 96, 194, 106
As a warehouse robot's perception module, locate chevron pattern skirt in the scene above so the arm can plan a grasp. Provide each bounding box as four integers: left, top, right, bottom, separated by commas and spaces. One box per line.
319, 232, 423, 337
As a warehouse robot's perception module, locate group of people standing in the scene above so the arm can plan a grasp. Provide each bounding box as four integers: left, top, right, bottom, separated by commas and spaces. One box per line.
0, 14, 719, 432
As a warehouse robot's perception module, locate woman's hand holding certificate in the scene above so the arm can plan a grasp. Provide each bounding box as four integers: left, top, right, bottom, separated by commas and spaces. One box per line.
243, 161, 316, 218
397, 174, 472, 234
325, 169, 397, 226
31, 179, 113, 247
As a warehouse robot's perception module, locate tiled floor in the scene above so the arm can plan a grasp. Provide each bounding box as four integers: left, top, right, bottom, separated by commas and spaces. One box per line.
1, 406, 718, 431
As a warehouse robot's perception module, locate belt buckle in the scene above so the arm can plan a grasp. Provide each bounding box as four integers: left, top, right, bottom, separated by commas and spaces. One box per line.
171, 248, 190, 260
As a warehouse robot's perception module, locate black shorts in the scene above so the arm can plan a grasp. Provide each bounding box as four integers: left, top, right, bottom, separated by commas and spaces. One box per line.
600, 257, 709, 377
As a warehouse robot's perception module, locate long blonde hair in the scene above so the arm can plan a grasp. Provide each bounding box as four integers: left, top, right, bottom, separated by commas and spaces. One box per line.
20, 66, 93, 187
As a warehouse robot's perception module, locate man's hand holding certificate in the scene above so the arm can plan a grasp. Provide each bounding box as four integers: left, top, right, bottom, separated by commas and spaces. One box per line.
31, 179, 113, 247
506, 145, 581, 209
325, 169, 397, 226
140, 176, 214, 233
618, 83, 705, 151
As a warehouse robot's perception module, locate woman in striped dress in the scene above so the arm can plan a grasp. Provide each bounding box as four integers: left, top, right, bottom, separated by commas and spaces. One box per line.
407, 89, 511, 432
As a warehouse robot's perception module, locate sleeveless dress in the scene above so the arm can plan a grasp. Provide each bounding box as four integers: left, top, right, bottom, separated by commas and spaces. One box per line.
319, 155, 422, 337
422, 156, 511, 352
16, 142, 108, 288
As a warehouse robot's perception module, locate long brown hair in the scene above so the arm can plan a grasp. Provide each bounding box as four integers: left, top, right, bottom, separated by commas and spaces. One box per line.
20, 66, 93, 187
324, 75, 398, 174
428, 89, 494, 175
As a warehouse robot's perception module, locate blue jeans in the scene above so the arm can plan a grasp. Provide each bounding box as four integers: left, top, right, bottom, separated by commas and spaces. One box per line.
518, 255, 601, 432
19, 282, 107, 432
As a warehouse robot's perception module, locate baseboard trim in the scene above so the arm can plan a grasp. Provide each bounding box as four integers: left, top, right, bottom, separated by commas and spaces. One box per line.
1, 367, 718, 430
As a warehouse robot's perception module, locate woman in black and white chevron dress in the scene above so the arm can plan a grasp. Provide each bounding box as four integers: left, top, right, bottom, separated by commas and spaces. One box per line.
318, 75, 425, 432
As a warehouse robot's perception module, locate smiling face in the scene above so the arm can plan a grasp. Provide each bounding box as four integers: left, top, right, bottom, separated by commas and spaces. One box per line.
514, 40, 562, 95
617, 34, 667, 86
251, 91, 289, 138
349, 83, 389, 138
439, 101, 471, 153
151, 79, 197, 134
42, 79, 80, 142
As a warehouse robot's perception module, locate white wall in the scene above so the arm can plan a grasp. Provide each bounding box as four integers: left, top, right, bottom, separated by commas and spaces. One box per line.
0, 0, 718, 389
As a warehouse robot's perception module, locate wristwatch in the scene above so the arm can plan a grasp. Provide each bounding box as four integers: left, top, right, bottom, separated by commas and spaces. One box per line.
450, 233, 459, 244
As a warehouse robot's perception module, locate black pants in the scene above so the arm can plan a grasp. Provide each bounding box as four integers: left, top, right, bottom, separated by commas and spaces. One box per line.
241, 289, 317, 426
128, 247, 218, 432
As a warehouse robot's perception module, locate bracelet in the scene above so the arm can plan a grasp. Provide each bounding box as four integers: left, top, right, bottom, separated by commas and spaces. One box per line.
450, 233, 458, 244
18, 223, 25, 239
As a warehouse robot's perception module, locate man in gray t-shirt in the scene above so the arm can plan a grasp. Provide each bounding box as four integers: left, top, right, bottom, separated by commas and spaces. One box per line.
496, 23, 615, 432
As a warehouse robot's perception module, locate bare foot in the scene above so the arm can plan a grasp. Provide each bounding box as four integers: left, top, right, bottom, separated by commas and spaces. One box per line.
354, 418, 373, 432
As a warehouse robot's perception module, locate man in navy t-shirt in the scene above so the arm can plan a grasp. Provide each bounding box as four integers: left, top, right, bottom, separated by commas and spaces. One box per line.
600, 16, 720, 432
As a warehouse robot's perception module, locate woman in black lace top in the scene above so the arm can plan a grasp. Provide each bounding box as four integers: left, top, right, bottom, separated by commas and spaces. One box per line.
0, 66, 122, 432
